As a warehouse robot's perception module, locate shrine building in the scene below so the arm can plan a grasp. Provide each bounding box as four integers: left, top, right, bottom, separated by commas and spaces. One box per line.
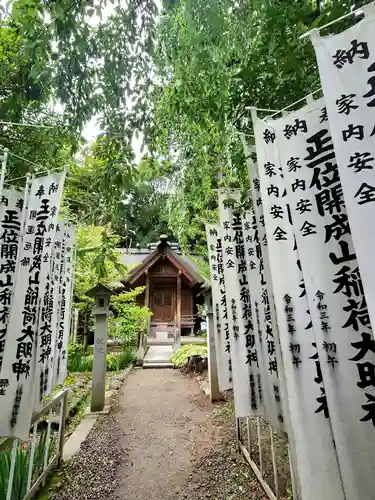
120, 235, 205, 340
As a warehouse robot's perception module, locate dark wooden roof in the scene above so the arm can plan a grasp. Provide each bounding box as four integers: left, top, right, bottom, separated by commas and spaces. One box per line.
125, 239, 204, 286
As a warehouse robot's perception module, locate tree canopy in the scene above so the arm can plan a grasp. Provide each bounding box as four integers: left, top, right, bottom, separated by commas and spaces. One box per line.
0, 0, 367, 258
147, 0, 361, 250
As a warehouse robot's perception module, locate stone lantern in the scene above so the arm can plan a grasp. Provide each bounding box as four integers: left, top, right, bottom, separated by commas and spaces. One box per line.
199, 282, 220, 402
86, 283, 114, 412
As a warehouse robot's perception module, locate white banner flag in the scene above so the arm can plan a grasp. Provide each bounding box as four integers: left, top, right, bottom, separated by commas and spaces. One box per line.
254, 115, 344, 499
56, 225, 75, 386
206, 224, 232, 391
218, 190, 262, 418
51, 223, 67, 389
35, 222, 65, 406
274, 96, 375, 499
242, 149, 287, 434
0, 187, 26, 374
242, 208, 287, 425
311, 4, 375, 338
0, 172, 65, 440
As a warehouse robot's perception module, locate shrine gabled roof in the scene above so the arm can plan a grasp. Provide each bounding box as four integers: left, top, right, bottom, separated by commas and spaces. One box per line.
120, 239, 204, 286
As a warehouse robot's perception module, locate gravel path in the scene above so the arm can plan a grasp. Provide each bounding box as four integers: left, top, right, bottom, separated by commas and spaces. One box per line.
51, 414, 125, 500
114, 368, 219, 500
51, 368, 267, 500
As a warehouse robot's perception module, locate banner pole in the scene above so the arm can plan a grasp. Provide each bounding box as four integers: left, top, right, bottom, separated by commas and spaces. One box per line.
0, 148, 9, 201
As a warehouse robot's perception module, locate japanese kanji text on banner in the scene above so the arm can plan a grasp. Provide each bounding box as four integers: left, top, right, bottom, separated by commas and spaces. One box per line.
310, 4, 375, 340
0, 172, 66, 440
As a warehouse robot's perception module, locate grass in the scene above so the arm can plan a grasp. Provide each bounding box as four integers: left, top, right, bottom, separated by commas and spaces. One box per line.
0, 429, 54, 500
67, 348, 136, 373
67, 355, 93, 372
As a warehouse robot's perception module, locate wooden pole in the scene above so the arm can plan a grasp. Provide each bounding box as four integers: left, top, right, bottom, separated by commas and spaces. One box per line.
83, 310, 89, 350
0, 148, 8, 202
205, 290, 220, 401
145, 271, 150, 308
138, 271, 150, 363
175, 272, 182, 351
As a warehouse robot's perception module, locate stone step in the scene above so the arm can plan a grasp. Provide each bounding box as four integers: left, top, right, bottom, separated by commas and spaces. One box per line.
143, 362, 174, 369
147, 340, 174, 346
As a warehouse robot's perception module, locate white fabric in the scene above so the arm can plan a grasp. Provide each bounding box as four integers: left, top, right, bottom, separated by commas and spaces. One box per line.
0, 187, 26, 372
311, 6, 375, 336
311, 13, 375, 496
56, 225, 75, 386
271, 98, 355, 499
243, 151, 288, 435
0, 172, 65, 439
218, 190, 261, 417
206, 224, 232, 390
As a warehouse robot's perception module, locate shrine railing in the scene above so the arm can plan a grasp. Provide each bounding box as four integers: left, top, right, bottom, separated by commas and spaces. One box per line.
0, 388, 69, 500
236, 417, 293, 500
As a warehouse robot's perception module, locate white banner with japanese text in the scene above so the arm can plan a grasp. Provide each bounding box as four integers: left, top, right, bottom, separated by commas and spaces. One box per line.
254, 114, 344, 499
56, 225, 75, 386
242, 208, 281, 423
311, 5, 375, 341
35, 222, 64, 407
206, 224, 232, 391
0, 187, 27, 375
218, 190, 262, 418
274, 96, 375, 499
0, 172, 65, 440
242, 147, 287, 434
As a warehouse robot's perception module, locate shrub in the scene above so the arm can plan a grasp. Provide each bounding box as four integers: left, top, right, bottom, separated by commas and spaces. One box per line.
170, 344, 208, 368
0, 429, 53, 500
105, 354, 119, 372
106, 349, 136, 371
67, 354, 93, 373
67, 348, 136, 373
197, 330, 207, 338
109, 290, 151, 347
68, 343, 88, 358
117, 348, 136, 369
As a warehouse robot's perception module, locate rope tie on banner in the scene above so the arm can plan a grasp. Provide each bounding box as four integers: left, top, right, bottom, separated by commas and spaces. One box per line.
0, 120, 55, 129
3, 166, 66, 185
233, 106, 282, 131
266, 89, 322, 120
299, 3, 366, 40
0, 148, 66, 185
247, 107, 281, 113
4, 151, 44, 171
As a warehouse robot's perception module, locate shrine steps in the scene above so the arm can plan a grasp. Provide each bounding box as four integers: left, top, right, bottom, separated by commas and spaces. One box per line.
143, 345, 174, 369
143, 361, 174, 369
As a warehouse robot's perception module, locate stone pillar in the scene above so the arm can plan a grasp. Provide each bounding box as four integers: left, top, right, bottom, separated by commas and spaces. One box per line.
175, 272, 182, 352
91, 313, 108, 412
204, 290, 220, 402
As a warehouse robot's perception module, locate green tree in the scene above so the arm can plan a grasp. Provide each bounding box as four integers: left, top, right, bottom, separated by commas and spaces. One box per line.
75, 224, 127, 299
64, 135, 136, 225
74, 223, 128, 347
0, 0, 159, 188
146, 0, 361, 251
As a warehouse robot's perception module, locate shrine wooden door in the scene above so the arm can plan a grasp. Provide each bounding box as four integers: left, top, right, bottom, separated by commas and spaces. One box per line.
152, 288, 174, 323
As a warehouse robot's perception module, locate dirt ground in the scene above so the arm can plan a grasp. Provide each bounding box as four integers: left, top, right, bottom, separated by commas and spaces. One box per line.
51, 368, 268, 500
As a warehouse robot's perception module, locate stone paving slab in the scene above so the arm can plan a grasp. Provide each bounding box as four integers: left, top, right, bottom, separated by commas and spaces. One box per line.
63, 416, 98, 461
144, 344, 174, 363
